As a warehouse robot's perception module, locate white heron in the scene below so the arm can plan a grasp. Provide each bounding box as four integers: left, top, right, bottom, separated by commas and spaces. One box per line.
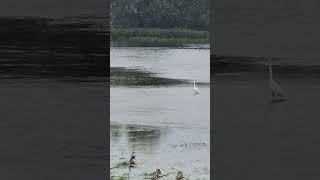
268, 58, 286, 102
193, 80, 200, 94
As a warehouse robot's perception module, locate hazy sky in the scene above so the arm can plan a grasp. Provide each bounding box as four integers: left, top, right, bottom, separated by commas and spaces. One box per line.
0, 0, 108, 17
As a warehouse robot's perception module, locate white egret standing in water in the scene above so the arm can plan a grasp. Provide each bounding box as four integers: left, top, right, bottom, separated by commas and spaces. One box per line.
268, 57, 286, 102
193, 80, 200, 94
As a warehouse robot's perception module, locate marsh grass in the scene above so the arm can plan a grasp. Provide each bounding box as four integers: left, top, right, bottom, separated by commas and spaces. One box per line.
110, 175, 127, 180
111, 166, 181, 180
111, 28, 208, 46
116, 161, 130, 168
110, 160, 130, 170
110, 67, 188, 86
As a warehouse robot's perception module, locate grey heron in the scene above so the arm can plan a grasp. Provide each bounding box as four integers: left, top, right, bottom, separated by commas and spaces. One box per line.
268, 57, 286, 102
193, 80, 200, 94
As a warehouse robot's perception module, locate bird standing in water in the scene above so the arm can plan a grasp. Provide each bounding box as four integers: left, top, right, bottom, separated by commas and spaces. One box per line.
268, 57, 286, 102
193, 80, 200, 94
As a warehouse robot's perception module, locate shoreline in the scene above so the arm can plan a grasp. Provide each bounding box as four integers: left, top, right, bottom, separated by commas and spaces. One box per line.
110, 123, 210, 179
111, 28, 209, 46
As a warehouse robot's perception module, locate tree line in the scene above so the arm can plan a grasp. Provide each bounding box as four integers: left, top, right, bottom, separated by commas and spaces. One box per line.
111, 0, 209, 31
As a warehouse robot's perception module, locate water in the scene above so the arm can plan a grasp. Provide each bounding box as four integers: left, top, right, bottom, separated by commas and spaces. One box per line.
111, 47, 210, 83
213, 3, 320, 178
214, 2, 320, 59
0, 16, 108, 79
0, 16, 108, 180
212, 53, 320, 180
213, 74, 320, 180
110, 46, 210, 179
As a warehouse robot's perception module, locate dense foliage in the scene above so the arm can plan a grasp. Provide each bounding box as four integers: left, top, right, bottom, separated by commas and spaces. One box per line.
111, 0, 209, 31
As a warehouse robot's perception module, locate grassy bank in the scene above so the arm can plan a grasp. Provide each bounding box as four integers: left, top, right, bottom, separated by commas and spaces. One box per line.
111, 28, 209, 46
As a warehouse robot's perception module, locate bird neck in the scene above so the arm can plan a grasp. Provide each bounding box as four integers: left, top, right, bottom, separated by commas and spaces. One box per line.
269, 64, 273, 80
193, 81, 196, 87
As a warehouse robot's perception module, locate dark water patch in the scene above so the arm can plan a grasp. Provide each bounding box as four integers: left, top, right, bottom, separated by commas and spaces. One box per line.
59, 141, 108, 168
212, 55, 320, 80
111, 124, 167, 159
110, 67, 189, 86
0, 16, 108, 79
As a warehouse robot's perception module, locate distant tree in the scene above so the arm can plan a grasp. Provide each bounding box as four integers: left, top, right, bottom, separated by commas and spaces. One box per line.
111, 0, 209, 30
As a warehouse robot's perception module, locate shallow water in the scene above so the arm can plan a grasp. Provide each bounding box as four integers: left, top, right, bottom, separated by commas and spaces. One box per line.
212, 55, 320, 179
213, 3, 320, 179
213, 77, 320, 180
0, 16, 108, 78
110, 46, 210, 179
111, 87, 209, 128
111, 125, 209, 179
111, 47, 210, 83
0, 80, 107, 180
0, 16, 108, 180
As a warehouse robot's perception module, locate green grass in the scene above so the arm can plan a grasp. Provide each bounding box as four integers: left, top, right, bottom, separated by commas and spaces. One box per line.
110, 173, 153, 180
111, 28, 209, 46
110, 175, 127, 180
115, 161, 129, 168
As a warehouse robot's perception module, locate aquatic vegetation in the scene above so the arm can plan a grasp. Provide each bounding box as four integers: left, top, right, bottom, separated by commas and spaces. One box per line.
176, 171, 186, 180
112, 161, 129, 169
111, 28, 208, 46
111, 153, 180, 180
149, 169, 176, 180
143, 172, 154, 179
110, 67, 188, 86
110, 175, 128, 180
151, 169, 161, 179
110, 153, 135, 171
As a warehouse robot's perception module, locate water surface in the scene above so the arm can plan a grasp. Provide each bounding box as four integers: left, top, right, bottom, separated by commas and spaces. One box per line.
0, 16, 108, 180
110, 46, 210, 179
212, 55, 320, 180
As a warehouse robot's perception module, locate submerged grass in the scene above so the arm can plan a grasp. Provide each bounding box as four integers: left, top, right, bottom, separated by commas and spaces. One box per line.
110, 67, 188, 86
110, 175, 127, 180
111, 28, 208, 46
115, 161, 129, 168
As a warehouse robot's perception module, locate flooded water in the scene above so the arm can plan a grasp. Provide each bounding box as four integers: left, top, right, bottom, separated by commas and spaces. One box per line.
111, 47, 210, 83
0, 16, 108, 180
0, 16, 108, 79
110, 46, 210, 179
212, 2, 320, 179
214, 2, 320, 58
212, 55, 320, 179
